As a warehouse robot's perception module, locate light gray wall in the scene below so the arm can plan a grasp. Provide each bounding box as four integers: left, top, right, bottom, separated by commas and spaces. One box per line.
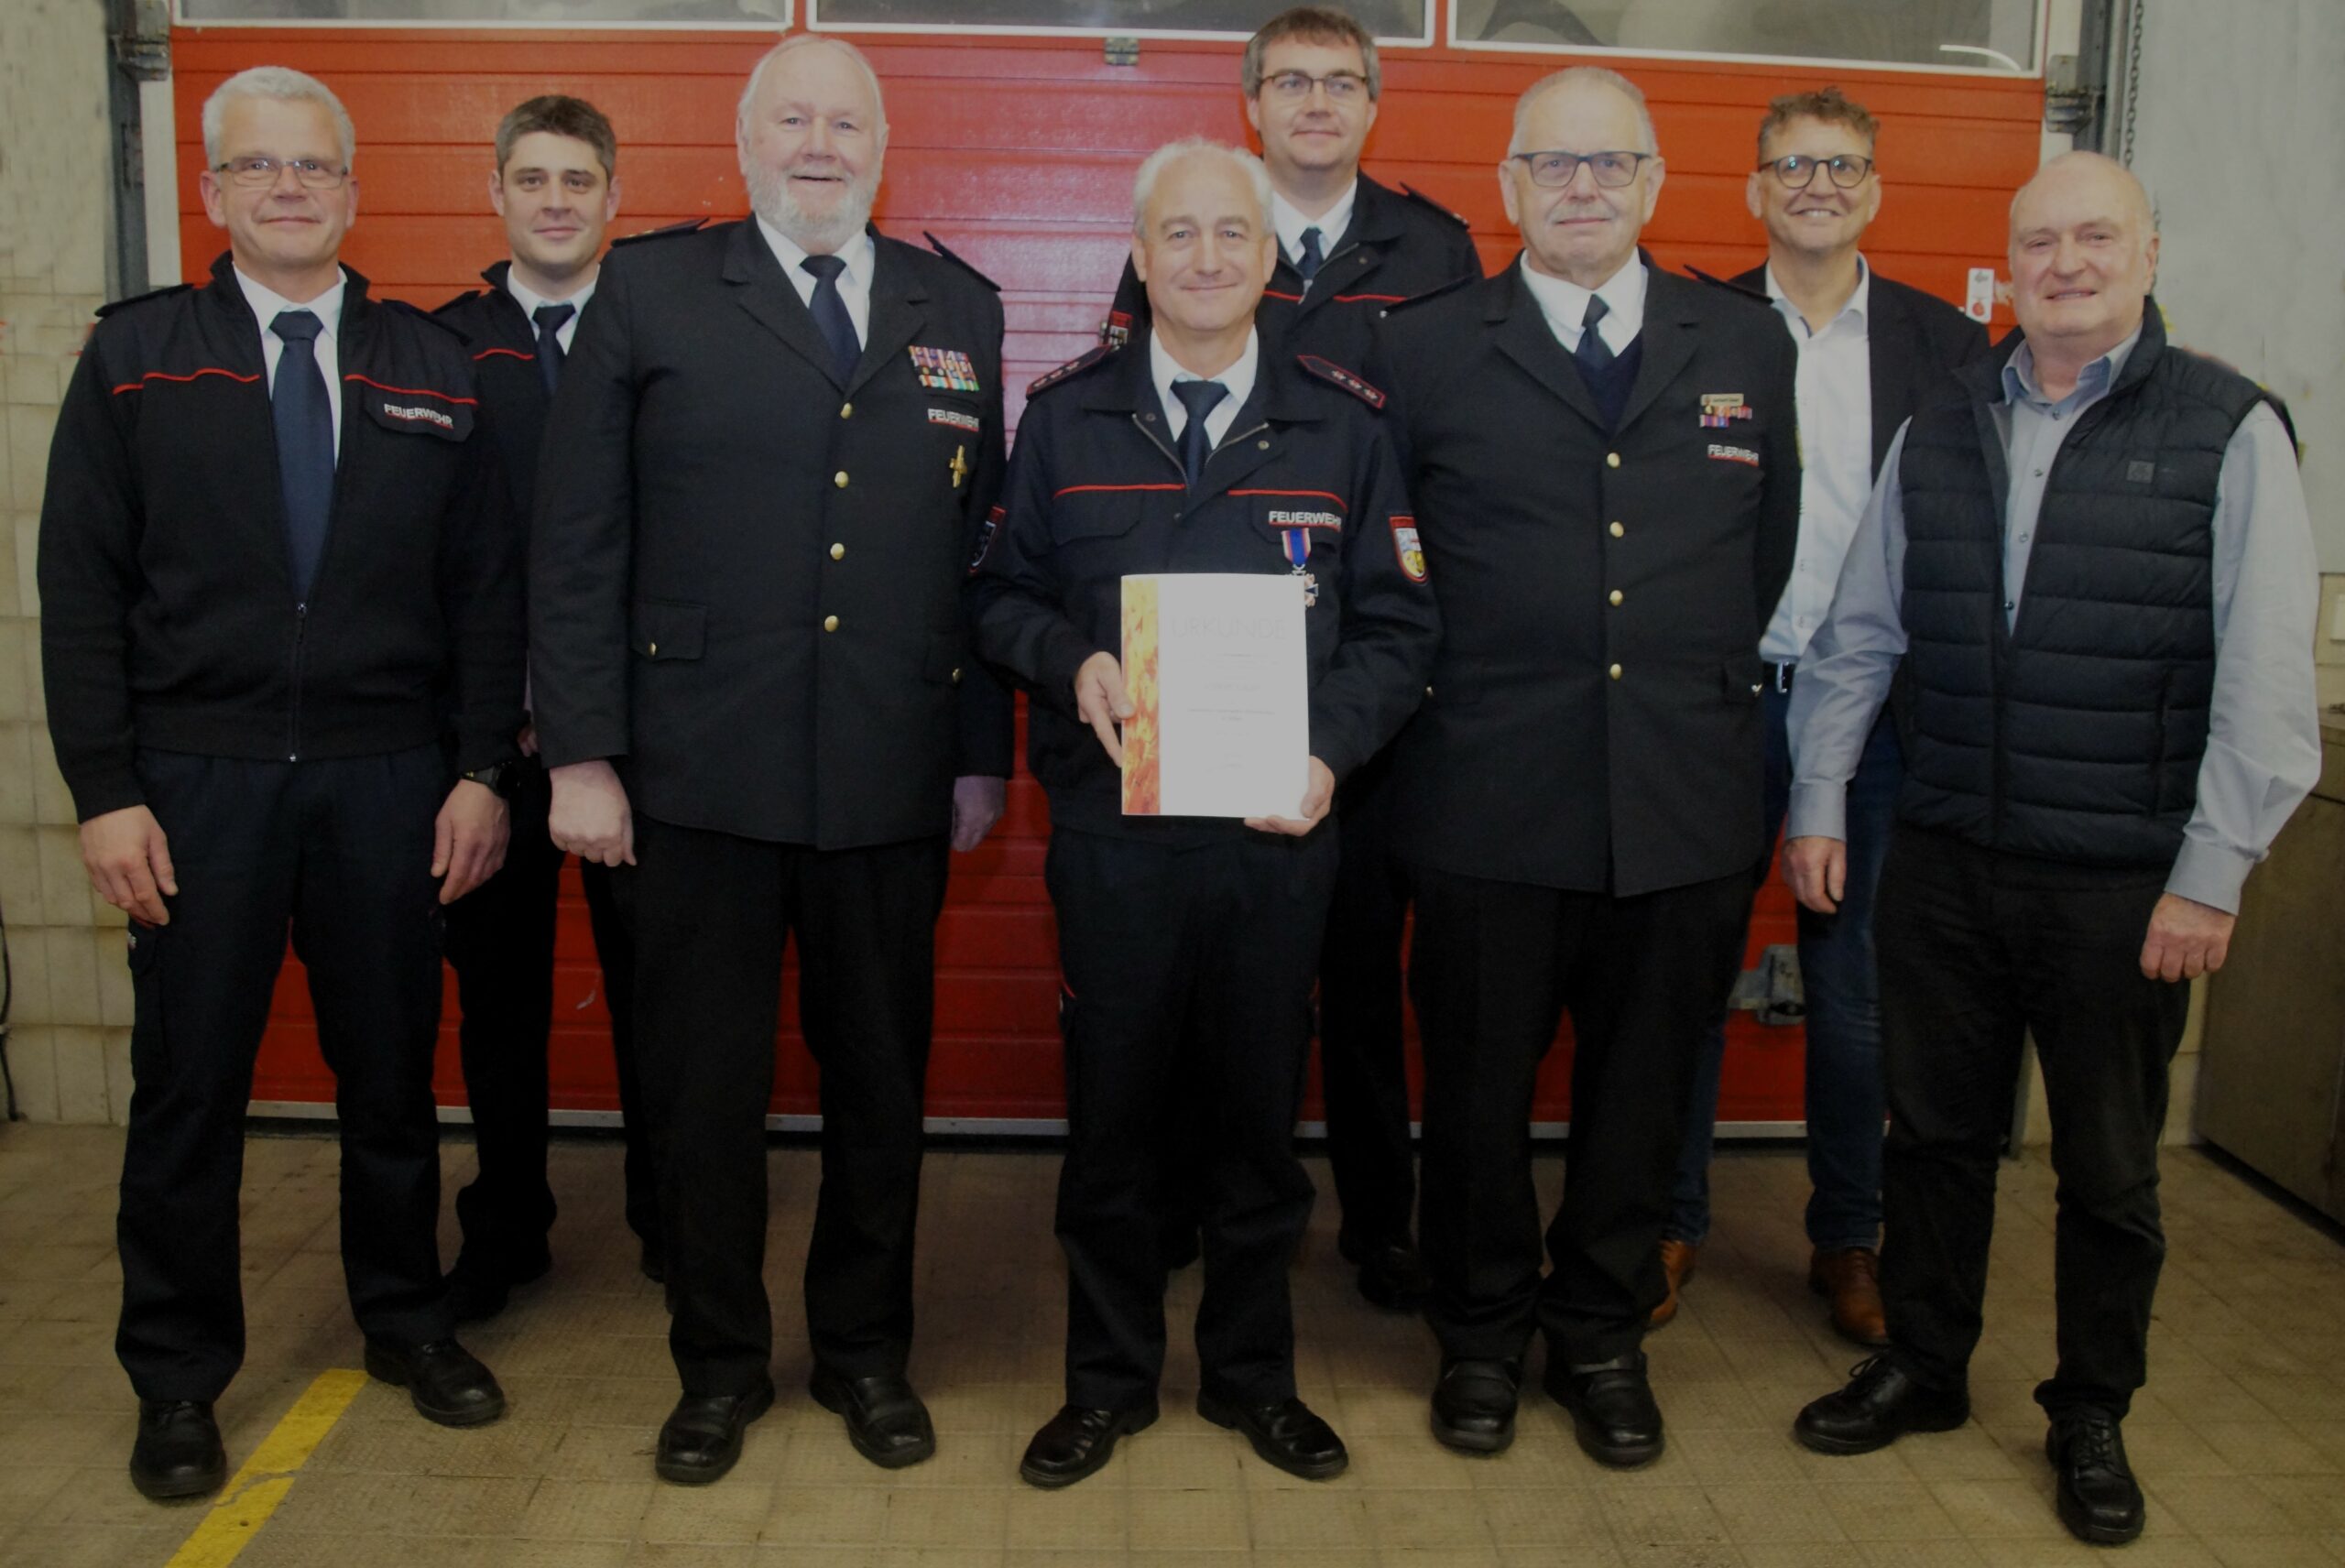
2125, 0, 2345, 568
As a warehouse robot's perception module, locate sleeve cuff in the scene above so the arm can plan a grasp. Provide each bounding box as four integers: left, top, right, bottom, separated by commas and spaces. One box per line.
1786, 780, 1849, 843
2165, 838, 2252, 916
68, 771, 147, 825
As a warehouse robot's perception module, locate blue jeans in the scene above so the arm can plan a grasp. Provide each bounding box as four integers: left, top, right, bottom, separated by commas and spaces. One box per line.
1666, 681, 1903, 1253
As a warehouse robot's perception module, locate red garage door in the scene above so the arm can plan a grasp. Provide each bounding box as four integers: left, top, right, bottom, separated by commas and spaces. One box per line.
169, 13, 2040, 1131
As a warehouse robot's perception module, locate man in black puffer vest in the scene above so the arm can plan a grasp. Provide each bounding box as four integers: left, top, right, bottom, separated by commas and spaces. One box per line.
1779, 153, 2320, 1548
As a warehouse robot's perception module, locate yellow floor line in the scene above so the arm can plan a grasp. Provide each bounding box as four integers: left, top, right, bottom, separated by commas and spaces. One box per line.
163, 1367, 369, 1568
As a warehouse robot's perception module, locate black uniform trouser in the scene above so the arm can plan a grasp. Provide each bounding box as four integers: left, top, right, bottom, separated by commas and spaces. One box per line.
1873, 825, 2187, 1421
443, 758, 654, 1264
631, 813, 947, 1397
1410, 863, 1751, 1367
1316, 756, 1417, 1252
116, 746, 453, 1402
1050, 825, 1336, 1411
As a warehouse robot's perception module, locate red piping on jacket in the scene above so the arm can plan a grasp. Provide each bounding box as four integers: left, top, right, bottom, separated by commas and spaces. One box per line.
344, 374, 478, 406
110, 367, 262, 395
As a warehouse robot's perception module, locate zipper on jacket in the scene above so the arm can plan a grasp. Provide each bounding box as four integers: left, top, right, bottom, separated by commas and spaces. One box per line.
288, 602, 308, 761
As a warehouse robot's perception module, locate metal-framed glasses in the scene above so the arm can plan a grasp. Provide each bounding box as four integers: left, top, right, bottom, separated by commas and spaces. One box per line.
1264, 70, 1369, 103
1761, 153, 1875, 190
214, 156, 350, 190
1511, 150, 1652, 189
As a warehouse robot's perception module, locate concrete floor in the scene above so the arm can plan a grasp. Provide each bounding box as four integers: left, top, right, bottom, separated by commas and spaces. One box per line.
0, 1123, 2340, 1567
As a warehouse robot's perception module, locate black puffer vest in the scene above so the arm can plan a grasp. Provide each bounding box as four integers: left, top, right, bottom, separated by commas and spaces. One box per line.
1895, 305, 2273, 866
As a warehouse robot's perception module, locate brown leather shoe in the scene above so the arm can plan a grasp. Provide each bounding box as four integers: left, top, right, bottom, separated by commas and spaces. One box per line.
1650, 1239, 1698, 1328
1809, 1246, 1890, 1346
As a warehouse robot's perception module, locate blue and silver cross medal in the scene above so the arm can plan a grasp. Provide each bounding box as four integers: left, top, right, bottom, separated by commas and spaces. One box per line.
1282, 528, 1318, 607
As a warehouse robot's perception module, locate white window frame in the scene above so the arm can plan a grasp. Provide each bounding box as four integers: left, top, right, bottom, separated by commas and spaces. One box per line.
171, 0, 793, 28
1446, 0, 2049, 79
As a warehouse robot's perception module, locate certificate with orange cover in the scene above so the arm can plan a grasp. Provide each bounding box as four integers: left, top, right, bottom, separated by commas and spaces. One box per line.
1120, 573, 1310, 819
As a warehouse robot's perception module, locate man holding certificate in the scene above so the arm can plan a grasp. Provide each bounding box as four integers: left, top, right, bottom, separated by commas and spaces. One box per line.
968, 138, 1438, 1491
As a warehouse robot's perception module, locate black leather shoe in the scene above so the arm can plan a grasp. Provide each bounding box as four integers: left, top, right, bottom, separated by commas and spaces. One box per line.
1196, 1391, 1347, 1480
1019, 1401, 1158, 1488
2048, 1414, 2145, 1545
129, 1399, 226, 1501
1793, 1356, 1970, 1455
810, 1369, 936, 1469
1354, 1242, 1431, 1312
1430, 1358, 1521, 1454
1544, 1351, 1664, 1467
638, 1237, 668, 1286
446, 1244, 551, 1324
362, 1336, 507, 1427
655, 1378, 776, 1486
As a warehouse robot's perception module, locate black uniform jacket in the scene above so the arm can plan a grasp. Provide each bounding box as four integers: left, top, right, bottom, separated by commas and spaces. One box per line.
434, 261, 560, 524
1102, 174, 1483, 369
1380, 257, 1801, 898
529, 219, 1015, 850
1726, 262, 1990, 477
38, 253, 523, 823
966, 340, 1440, 840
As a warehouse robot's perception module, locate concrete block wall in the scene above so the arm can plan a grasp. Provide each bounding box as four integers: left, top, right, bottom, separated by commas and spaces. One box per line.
0, 0, 137, 1124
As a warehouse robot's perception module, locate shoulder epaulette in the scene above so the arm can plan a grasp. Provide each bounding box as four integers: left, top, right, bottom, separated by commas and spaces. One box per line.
1026, 343, 1118, 398
1377, 272, 1477, 318
923, 231, 1001, 293
1399, 183, 1473, 231
1296, 354, 1386, 409
382, 298, 469, 340
94, 281, 196, 320
1687, 267, 1775, 309
611, 217, 708, 248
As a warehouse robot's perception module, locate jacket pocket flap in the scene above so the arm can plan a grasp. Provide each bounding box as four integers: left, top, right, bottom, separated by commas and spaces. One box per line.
631, 600, 706, 661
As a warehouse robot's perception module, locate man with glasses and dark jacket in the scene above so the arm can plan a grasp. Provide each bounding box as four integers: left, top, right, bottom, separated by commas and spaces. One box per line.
39, 65, 521, 1503
1657, 86, 1987, 1347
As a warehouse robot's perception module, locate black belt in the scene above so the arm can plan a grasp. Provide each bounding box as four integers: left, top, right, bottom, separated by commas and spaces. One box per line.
1768, 660, 1796, 693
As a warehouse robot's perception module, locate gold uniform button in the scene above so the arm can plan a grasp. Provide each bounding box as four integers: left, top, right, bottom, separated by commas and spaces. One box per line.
1609, 521, 1625, 538
951, 667, 964, 685
1606, 452, 1621, 469
830, 542, 845, 561
839, 402, 853, 419
1609, 589, 1623, 606
823, 615, 840, 633
834, 471, 850, 488
1609, 662, 1623, 680
647, 642, 658, 656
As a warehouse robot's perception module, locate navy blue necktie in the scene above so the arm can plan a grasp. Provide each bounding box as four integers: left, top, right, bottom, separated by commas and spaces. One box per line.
269, 309, 334, 599
799, 254, 860, 384
1296, 226, 1325, 285
532, 301, 574, 396
1576, 293, 1616, 376
1172, 379, 1227, 490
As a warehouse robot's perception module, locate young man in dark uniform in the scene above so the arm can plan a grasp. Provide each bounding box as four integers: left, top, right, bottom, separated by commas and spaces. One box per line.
39, 66, 521, 1502
433, 94, 660, 1320
971, 139, 1438, 1491
1102, 2, 1483, 1313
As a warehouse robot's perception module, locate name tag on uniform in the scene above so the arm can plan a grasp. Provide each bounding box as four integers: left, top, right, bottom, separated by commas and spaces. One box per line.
911, 344, 979, 392
1707, 443, 1761, 466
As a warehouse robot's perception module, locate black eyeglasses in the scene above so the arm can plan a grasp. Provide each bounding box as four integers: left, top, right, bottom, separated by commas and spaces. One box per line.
1510, 149, 1653, 190
1264, 70, 1369, 103
214, 155, 349, 190
1761, 153, 1875, 190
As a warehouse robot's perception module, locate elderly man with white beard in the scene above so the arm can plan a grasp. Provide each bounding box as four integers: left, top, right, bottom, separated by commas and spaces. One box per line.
529, 33, 1013, 1486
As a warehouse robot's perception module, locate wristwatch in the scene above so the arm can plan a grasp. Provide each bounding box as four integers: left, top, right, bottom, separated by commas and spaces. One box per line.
461, 762, 519, 798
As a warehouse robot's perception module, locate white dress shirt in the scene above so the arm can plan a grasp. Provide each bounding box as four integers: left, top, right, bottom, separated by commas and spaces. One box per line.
234, 266, 347, 462
755, 218, 876, 349
1761, 258, 1875, 663
1518, 253, 1646, 358
1271, 181, 1357, 282
1151, 327, 1260, 451
502, 268, 596, 353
